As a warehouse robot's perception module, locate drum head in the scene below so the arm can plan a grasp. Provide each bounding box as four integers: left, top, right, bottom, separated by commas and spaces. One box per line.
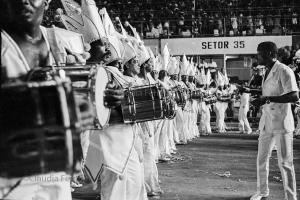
95, 67, 111, 128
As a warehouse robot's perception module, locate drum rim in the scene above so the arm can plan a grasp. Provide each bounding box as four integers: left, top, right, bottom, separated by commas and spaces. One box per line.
94, 67, 111, 128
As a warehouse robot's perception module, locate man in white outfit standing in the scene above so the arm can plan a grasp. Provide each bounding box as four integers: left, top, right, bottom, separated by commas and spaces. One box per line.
249, 42, 298, 200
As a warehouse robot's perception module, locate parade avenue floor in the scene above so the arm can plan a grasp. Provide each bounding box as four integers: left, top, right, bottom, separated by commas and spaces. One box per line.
73, 132, 300, 200
155, 135, 300, 200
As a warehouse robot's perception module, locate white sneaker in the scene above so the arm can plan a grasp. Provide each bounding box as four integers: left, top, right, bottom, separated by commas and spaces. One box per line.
250, 193, 268, 200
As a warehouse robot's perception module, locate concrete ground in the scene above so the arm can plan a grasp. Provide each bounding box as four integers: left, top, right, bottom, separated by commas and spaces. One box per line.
155, 135, 300, 200
72, 133, 300, 200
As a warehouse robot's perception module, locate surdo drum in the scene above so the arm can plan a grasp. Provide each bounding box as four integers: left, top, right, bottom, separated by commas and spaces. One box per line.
34, 64, 176, 126
0, 79, 81, 177
122, 84, 165, 123
60, 64, 111, 129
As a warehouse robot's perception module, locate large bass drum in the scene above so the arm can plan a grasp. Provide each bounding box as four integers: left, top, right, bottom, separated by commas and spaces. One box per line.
0, 79, 81, 177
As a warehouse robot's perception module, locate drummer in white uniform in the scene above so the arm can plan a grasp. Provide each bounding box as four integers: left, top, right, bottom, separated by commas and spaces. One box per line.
168, 57, 189, 144
0, 0, 95, 199
65, 5, 147, 200
180, 55, 194, 140
249, 42, 298, 200
186, 61, 200, 139
215, 72, 227, 133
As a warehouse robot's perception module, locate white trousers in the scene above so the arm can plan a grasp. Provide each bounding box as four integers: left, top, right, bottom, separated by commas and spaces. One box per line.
100, 148, 147, 200
200, 103, 212, 134
256, 131, 297, 200
238, 106, 252, 133
215, 102, 226, 133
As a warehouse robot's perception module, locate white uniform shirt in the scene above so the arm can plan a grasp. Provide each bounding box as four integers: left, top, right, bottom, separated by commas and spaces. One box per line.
199, 62, 208, 69
259, 61, 299, 133
1, 27, 54, 78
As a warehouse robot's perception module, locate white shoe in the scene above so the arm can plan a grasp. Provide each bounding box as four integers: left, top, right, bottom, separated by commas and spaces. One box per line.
250, 193, 268, 200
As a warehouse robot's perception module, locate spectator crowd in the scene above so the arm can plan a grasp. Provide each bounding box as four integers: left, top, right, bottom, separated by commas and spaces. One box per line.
45, 0, 300, 38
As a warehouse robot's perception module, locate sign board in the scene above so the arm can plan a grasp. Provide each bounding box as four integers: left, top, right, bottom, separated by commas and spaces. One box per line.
161, 36, 292, 55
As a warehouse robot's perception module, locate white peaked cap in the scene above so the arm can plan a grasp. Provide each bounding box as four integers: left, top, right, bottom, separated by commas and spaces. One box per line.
153, 55, 162, 71
206, 70, 211, 85
126, 23, 150, 65
115, 19, 137, 64
188, 61, 196, 76
167, 57, 180, 75
139, 45, 151, 66
60, 0, 107, 43
162, 44, 170, 71
216, 71, 225, 86
106, 35, 122, 64
196, 68, 205, 84
122, 40, 136, 64
147, 47, 155, 60
180, 54, 189, 76
116, 18, 129, 38
223, 69, 229, 85
99, 8, 127, 63
99, 8, 116, 37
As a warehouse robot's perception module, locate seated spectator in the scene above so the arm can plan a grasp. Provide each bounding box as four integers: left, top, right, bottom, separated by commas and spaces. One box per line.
238, 13, 245, 35
292, 11, 299, 32
264, 12, 274, 34
246, 14, 254, 35
230, 13, 238, 35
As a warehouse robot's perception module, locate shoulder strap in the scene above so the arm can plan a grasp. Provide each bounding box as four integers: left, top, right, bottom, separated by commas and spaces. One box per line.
46, 27, 67, 66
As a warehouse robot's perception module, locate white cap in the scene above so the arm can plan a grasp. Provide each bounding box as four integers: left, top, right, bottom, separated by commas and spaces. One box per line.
206, 70, 211, 85
147, 47, 155, 60
216, 71, 225, 86
106, 35, 122, 64
195, 68, 206, 84
99, 8, 116, 36
98, 8, 135, 64
188, 61, 196, 76
153, 54, 162, 72
161, 44, 170, 71
223, 69, 229, 85
168, 57, 180, 75
126, 23, 150, 66
122, 42, 137, 64
180, 54, 189, 76
60, 0, 107, 43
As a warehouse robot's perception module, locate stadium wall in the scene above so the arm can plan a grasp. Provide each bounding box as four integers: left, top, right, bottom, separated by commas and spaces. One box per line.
145, 35, 299, 81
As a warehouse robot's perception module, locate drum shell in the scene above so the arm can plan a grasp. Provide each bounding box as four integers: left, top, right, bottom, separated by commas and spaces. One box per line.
191, 90, 202, 100
0, 81, 81, 178
61, 65, 110, 129
121, 85, 164, 123
174, 89, 186, 107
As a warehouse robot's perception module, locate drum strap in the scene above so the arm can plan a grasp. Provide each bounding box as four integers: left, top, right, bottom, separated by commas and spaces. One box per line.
46, 27, 66, 67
